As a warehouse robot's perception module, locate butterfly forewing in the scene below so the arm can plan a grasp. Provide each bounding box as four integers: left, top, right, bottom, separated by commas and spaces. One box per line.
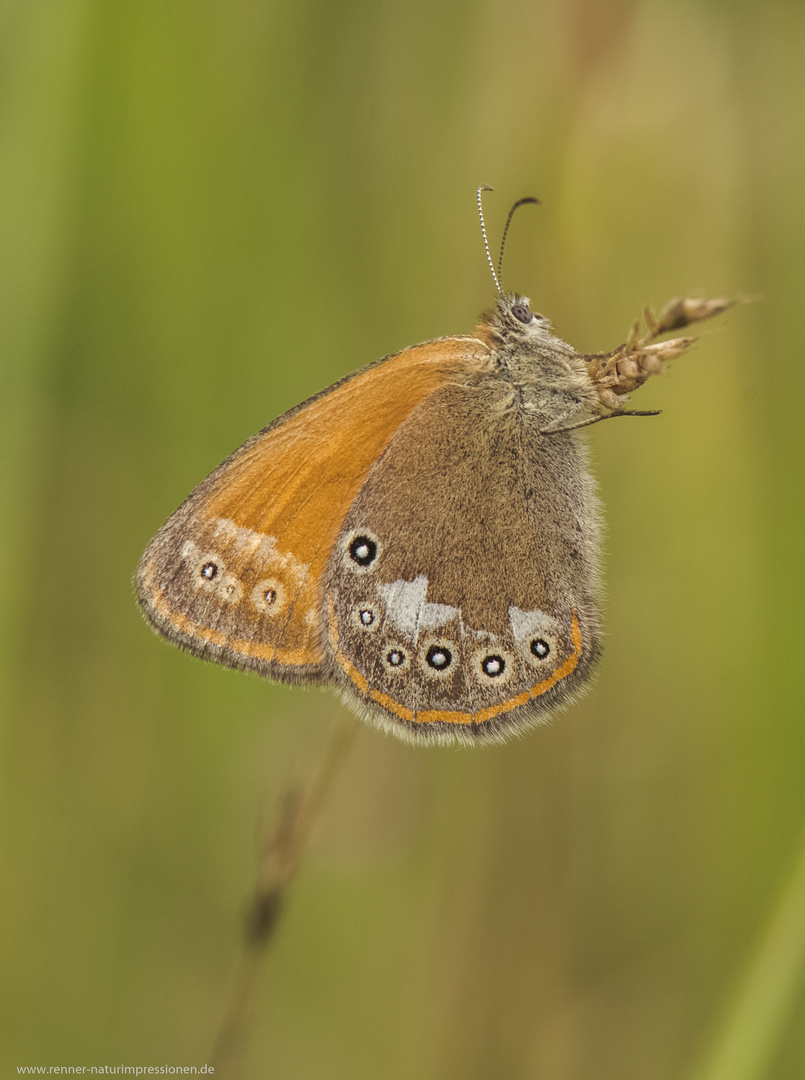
136, 338, 490, 680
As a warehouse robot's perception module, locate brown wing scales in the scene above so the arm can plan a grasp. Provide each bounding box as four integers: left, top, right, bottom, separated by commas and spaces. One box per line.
323, 382, 600, 740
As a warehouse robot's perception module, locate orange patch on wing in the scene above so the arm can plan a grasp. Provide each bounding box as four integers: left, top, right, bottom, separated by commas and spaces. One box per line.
474, 690, 531, 725
368, 689, 415, 723
337, 652, 369, 694
327, 595, 340, 648
528, 653, 579, 698
417, 709, 474, 725
148, 578, 229, 649
199, 339, 487, 660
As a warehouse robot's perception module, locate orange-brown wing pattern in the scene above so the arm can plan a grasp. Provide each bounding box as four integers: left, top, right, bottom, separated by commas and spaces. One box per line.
136, 338, 490, 678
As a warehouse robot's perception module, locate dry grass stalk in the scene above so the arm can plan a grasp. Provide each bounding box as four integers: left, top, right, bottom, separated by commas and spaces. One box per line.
210, 712, 359, 1074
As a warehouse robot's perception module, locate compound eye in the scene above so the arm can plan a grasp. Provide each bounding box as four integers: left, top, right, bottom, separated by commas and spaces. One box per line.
511, 302, 533, 324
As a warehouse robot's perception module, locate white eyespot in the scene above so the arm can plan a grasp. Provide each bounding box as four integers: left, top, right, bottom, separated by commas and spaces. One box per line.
509, 606, 562, 670
186, 546, 243, 603
219, 573, 244, 604
383, 643, 410, 673
351, 603, 382, 633
526, 633, 557, 669
418, 638, 457, 680
342, 529, 383, 574
192, 551, 226, 592
251, 578, 286, 615
427, 646, 450, 669
530, 638, 550, 659
471, 646, 514, 686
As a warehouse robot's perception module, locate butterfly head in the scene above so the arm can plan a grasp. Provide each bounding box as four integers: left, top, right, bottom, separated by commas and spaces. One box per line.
476, 292, 561, 350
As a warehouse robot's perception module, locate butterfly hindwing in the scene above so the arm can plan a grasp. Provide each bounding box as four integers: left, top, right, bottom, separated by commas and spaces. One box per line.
323, 380, 603, 743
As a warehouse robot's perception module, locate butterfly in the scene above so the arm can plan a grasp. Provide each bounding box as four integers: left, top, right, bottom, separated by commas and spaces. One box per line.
136, 186, 733, 746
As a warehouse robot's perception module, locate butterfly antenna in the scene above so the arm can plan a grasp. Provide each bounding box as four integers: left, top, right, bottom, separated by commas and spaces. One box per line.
477, 184, 503, 295
497, 196, 540, 287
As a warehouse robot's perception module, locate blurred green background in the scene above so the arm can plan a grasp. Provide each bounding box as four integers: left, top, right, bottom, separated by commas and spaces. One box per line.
2, 0, 804, 1076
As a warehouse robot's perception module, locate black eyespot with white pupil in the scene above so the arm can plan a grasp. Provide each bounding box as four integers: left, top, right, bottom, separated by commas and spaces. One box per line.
263, 588, 277, 605
481, 654, 506, 677
387, 649, 405, 668
200, 562, 218, 580
531, 638, 550, 659
348, 535, 377, 566
512, 303, 532, 324
359, 608, 374, 626
426, 645, 452, 670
